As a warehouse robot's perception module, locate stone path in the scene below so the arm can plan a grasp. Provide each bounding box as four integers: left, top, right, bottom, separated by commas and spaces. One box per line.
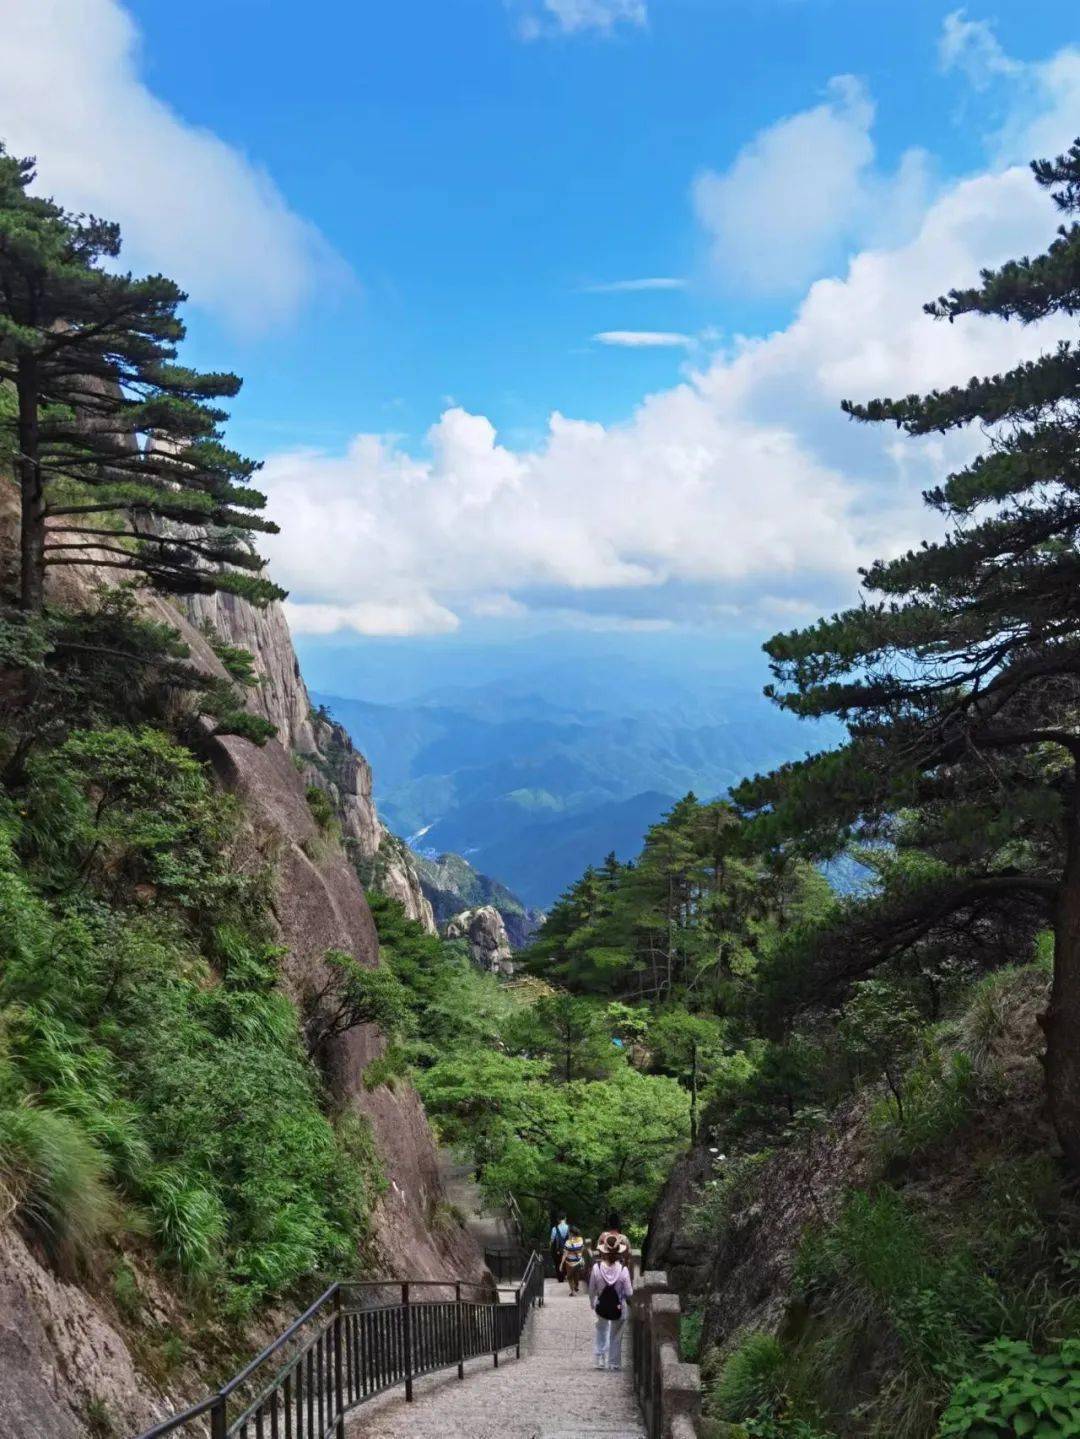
348, 1279, 644, 1439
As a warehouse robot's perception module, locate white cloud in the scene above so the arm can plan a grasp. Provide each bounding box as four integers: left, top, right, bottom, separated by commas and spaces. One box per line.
939, 10, 1021, 89
939, 12, 1080, 166
516, 0, 646, 40
261, 25, 1079, 639
594, 330, 694, 347
0, 0, 341, 332
693, 75, 933, 297
583, 277, 686, 293
283, 597, 460, 638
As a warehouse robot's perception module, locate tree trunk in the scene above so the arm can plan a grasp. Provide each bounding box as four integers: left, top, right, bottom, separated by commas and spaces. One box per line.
690, 1044, 698, 1146
1047, 776, 1080, 1170
17, 359, 45, 612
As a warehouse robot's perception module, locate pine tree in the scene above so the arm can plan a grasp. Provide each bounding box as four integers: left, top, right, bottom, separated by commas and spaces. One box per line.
0, 147, 283, 611
737, 139, 1080, 1165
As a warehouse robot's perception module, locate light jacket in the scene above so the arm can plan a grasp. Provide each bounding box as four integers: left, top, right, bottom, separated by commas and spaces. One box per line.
589, 1260, 633, 1311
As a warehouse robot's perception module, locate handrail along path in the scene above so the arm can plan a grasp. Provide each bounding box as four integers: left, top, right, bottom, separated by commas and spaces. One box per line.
134, 1252, 545, 1439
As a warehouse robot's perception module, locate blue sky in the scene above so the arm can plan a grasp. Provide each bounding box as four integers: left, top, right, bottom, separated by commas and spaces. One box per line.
130, 0, 1075, 447
4, 0, 1080, 670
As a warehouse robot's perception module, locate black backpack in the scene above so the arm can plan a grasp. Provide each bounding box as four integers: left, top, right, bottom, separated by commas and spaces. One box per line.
595, 1274, 623, 1320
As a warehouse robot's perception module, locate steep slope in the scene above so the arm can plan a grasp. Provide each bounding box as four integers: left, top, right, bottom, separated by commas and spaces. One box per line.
0, 508, 483, 1435
189, 593, 435, 933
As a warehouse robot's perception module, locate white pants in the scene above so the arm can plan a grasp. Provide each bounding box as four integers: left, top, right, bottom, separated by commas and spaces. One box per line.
593, 1315, 626, 1369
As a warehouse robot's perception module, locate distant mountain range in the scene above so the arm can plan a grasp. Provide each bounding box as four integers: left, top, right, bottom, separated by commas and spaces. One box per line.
313, 676, 836, 908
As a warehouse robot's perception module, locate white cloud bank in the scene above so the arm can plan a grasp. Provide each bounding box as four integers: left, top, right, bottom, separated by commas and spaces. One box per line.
693, 74, 934, 297
0, 0, 341, 332
265, 21, 1080, 638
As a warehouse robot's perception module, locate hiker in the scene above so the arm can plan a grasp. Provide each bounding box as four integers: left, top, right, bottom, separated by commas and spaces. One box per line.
560, 1225, 588, 1295
550, 1213, 570, 1279
596, 1212, 633, 1278
588, 1235, 633, 1370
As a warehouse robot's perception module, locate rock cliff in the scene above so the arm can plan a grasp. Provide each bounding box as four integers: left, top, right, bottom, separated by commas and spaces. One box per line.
444, 905, 516, 975
414, 850, 543, 947
185, 590, 436, 934
0, 514, 483, 1435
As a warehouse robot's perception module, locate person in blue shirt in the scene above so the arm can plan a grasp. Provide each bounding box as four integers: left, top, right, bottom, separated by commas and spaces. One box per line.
550, 1214, 570, 1279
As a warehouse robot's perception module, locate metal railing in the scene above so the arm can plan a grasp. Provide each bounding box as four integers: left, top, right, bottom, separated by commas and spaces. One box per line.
135, 1255, 545, 1439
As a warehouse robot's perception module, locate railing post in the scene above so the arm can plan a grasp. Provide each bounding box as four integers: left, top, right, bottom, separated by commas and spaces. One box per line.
333, 1287, 346, 1438
402, 1282, 414, 1402
515, 1286, 522, 1359
209, 1395, 227, 1439
492, 1295, 499, 1370
455, 1282, 465, 1380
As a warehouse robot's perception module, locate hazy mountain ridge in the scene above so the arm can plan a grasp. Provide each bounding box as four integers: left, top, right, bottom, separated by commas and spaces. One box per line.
313, 685, 830, 906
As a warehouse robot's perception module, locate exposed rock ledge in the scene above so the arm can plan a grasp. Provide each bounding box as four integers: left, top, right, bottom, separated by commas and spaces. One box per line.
444, 906, 516, 975
185, 590, 435, 935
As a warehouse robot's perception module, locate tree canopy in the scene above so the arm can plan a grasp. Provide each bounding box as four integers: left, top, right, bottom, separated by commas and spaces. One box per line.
735, 138, 1080, 1166
0, 145, 283, 611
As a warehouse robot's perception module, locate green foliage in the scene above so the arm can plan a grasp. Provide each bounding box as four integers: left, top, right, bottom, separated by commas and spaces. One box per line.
710, 1333, 790, 1422
0, 144, 283, 609
502, 992, 616, 1082
306, 785, 337, 832
868, 1045, 975, 1161
938, 1338, 1080, 1438
199, 625, 259, 687
839, 980, 920, 1122
419, 1047, 688, 1239
531, 798, 832, 1008
0, 1100, 115, 1263
304, 948, 413, 1060
686, 1152, 771, 1243
796, 1188, 1006, 1399
366, 891, 516, 1058
0, 714, 381, 1313
681, 1306, 705, 1363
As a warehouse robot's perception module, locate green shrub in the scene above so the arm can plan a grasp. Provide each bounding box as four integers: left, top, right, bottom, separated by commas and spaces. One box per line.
938, 1337, 1080, 1437
0, 1102, 114, 1261
710, 1333, 790, 1422
305, 785, 337, 831
869, 1046, 975, 1160
144, 1167, 227, 1282
0, 733, 382, 1310
686, 1152, 771, 1242
210, 708, 277, 746
681, 1307, 705, 1362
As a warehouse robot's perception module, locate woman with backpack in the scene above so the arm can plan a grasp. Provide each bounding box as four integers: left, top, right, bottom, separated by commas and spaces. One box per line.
588, 1235, 633, 1370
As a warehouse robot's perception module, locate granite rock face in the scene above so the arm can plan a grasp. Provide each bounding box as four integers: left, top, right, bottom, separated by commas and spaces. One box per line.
444, 905, 516, 975
185, 591, 436, 934
0, 545, 480, 1436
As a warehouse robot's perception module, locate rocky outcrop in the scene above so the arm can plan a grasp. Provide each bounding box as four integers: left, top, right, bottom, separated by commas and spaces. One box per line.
373, 827, 437, 932
0, 1225, 158, 1439
184, 589, 317, 753
298, 709, 436, 933
444, 905, 515, 975
414, 850, 542, 947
